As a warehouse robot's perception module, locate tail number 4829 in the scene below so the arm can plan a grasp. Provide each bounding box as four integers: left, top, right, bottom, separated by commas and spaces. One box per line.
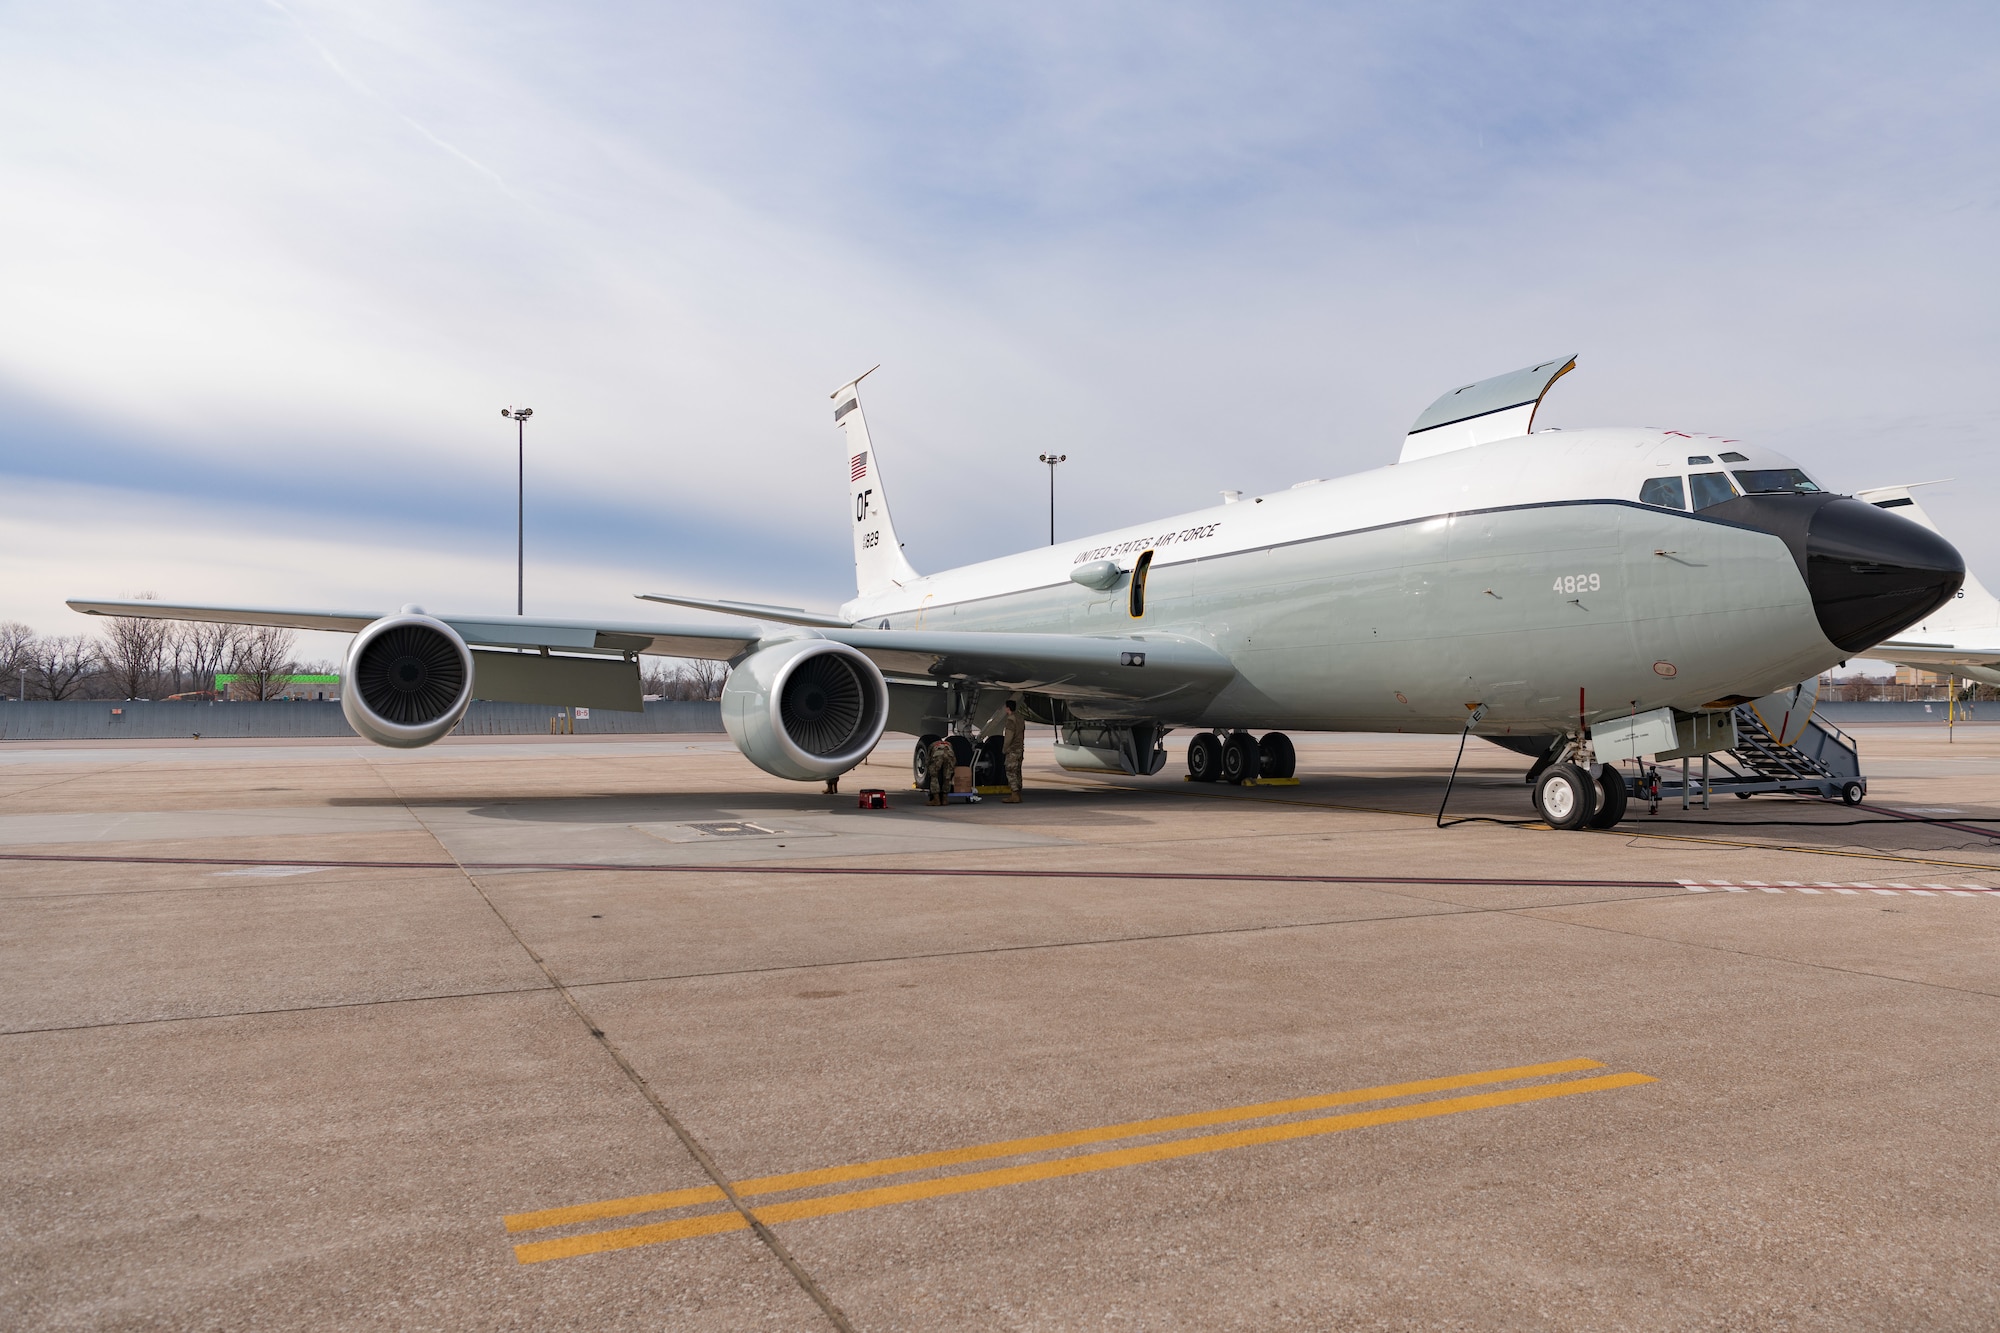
1554, 572, 1601, 595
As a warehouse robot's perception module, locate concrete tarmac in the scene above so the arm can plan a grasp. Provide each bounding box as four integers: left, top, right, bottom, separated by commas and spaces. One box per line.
3, 726, 1998, 1330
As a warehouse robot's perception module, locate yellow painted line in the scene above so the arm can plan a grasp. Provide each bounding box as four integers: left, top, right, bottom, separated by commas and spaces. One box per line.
504, 1056, 1602, 1234
504, 1183, 725, 1234
512, 1067, 1654, 1264
516, 1209, 747, 1262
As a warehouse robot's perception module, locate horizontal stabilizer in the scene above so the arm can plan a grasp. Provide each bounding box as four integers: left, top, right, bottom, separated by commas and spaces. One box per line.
1400, 355, 1575, 464
635, 592, 850, 628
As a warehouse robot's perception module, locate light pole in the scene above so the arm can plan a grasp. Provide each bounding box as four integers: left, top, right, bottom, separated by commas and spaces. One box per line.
1038, 453, 1066, 546
501, 407, 533, 614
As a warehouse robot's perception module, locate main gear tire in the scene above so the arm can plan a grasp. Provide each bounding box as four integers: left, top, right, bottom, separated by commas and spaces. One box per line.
1187, 733, 1223, 782
913, 734, 942, 787
1221, 732, 1261, 784
1257, 732, 1296, 780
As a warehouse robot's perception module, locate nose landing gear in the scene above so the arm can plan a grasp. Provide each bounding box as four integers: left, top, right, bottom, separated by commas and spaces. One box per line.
1534, 763, 1598, 830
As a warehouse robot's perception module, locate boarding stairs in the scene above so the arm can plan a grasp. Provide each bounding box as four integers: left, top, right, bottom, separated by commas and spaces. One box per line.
1651, 706, 1865, 806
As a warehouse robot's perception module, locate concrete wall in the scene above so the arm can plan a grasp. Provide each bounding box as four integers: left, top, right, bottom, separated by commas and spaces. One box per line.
0, 699, 723, 742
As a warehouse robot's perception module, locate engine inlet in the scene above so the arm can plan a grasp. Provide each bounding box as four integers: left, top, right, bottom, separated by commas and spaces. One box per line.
780, 651, 868, 756
355, 624, 469, 725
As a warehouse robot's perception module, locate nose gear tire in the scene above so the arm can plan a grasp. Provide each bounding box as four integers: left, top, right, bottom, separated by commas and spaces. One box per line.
1586, 767, 1628, 828
1535, 763, 1598, 830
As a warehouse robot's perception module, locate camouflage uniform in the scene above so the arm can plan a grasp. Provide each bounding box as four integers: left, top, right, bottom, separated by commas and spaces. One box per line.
1002, 709, 1026, 800
927, 737, 956, 804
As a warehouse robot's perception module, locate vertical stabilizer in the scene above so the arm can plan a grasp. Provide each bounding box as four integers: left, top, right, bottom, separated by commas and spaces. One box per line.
832, 371, 921, 597
1855, 484, 1998, 634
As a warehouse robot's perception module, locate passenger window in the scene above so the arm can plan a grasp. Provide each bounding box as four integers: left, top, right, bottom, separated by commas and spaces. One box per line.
1688, 471, 1738, 510
1731, 468, 1821, 495
1128, 550, 1154, 618
1638, 476, 1686, 510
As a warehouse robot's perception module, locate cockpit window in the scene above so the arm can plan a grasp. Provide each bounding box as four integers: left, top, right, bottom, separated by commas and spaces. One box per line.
1719, 451, 1748, 462
1638, 476, 1686, 510
1687, 455, 1713, 465
1688, 471, 1739, 510
1732, 468, 1821, 495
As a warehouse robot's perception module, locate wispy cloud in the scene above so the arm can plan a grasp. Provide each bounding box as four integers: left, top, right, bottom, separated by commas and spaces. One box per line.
1, 1, 1996, 636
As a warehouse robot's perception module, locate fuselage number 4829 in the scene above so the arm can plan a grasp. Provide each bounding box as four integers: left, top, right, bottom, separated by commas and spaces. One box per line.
1554, 572, 1601, 595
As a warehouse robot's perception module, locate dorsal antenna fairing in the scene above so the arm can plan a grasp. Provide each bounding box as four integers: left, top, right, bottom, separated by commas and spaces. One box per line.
831, 370, 922, 597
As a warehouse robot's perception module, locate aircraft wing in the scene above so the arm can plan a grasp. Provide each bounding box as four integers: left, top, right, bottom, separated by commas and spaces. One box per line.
66, 598, 760, 661
65, 598, 1237, 704
821, 627, 1235, 704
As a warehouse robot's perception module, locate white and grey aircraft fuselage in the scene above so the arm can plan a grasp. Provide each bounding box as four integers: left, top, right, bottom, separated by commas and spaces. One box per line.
70, 355, 1963, 830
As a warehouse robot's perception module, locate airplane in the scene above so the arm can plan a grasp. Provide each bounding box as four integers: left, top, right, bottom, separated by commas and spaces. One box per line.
1845, 484, 2000, 687
69, 355, 1964, 832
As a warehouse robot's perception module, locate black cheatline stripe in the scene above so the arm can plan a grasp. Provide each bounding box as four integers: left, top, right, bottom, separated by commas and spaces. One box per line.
0, 850, 1687, 889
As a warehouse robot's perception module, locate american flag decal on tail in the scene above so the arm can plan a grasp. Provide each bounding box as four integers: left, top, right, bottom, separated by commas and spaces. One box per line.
851, 453, 868, 481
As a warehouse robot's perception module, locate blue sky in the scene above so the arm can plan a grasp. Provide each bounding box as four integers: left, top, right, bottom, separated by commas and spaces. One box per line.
3, 2, 1997, 666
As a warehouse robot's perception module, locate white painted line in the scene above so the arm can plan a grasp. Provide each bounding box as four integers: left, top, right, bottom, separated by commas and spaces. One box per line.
1833, 888, 1861, 895
1724, 886, 1749, 893
1906, 889, 1936, 896
1684, 886, 1712, 893
1870, 889, 1900, 896
1744, 880, 1768, 886
1796, 887, 1823, 894
1759, 886, 1785, 894
1948, 891, 1980, 897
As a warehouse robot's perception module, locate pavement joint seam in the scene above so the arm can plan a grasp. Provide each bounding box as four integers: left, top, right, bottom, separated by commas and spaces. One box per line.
368, 757, 858, 1333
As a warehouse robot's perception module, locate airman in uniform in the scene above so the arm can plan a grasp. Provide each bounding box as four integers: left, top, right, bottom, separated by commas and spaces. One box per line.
1001, 699, 1025, 802
926, 735, 957, 805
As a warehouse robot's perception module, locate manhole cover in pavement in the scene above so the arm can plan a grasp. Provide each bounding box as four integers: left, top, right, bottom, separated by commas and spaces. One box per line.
685, 822, 780, 837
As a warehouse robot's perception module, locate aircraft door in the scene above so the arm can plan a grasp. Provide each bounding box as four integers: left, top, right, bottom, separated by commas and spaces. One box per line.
1129, 550, 1154, 618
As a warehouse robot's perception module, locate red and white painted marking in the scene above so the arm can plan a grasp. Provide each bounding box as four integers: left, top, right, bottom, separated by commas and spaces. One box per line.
1679, 879, 1998, 897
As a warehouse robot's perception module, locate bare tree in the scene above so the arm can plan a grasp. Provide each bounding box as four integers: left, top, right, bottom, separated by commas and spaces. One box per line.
26, 635, 99, 701
642, 656, 728, 701
228, 625, 298, 701
179, 622, 242, 699
679, 657, 727, 700
101, 614, 172, 699
0, 622, 35, 699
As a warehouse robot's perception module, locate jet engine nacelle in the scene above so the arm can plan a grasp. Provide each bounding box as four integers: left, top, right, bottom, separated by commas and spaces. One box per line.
721, 639, 889, 781
340, 611, 475, 749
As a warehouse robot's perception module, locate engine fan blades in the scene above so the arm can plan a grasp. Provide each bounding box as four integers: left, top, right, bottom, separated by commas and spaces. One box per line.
779, 653, 865, 756
356, 625, 468, 725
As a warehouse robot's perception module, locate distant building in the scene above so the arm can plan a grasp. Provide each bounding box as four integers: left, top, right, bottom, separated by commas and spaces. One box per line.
213, 673, 341, 701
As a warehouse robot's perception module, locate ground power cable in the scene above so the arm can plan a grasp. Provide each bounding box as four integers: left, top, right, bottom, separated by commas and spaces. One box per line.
1437, 707, 1539, 829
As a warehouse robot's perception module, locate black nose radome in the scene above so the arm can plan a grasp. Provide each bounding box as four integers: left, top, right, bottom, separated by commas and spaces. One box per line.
1804, 498, 1964, 651
1703, 493, 1965, 653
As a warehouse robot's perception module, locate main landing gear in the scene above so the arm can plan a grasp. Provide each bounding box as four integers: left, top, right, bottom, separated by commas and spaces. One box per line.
1186, 731, 1295, 785
1533, 762, 1630, 830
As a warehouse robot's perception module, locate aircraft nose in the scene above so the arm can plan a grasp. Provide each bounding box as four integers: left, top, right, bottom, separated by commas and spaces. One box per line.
1803, 497, 1963, 652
